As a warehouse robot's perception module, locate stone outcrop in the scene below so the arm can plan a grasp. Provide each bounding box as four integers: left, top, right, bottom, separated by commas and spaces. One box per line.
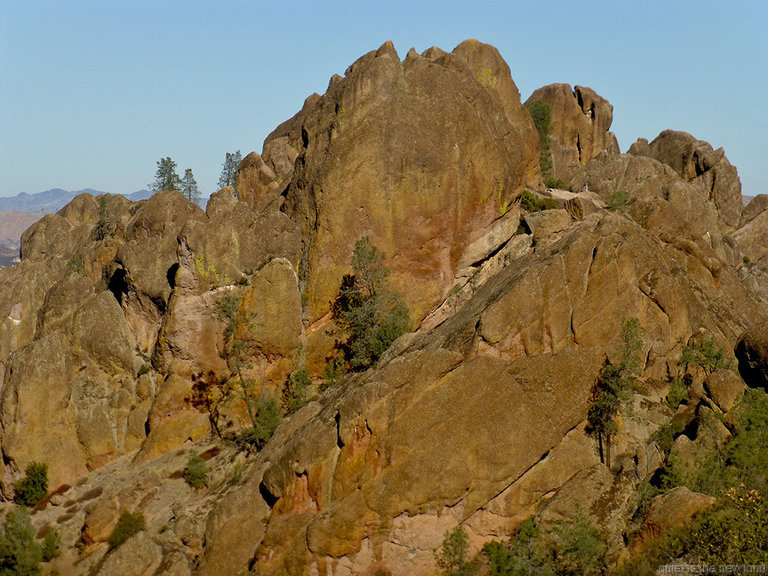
525, 83, 619, 184
196, 211, 765, 575
629, 130, 742, 229
0, 39, 765, 576
258, 39, 541, 323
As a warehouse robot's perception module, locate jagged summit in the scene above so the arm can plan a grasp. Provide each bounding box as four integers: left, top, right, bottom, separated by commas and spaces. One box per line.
0, 40, 766, 575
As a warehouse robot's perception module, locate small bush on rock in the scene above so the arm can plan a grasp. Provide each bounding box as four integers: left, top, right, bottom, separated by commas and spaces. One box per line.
0, 507, 42, 575
241, 393, 282, 450
41, 528, 60, 562
183, 453, 209, 489
108, 511, 146, 550
520, 190, 557, 213
14, 462, 48, 508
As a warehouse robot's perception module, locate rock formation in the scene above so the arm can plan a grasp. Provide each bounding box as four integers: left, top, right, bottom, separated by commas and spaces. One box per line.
525, 83, 619, 185
0, 39, 765, 576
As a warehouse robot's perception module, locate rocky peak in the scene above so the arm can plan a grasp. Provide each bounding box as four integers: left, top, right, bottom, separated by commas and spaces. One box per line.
241, 40, 541, 327
526, 82, 620, 184
0, 39, 765, 576
629, 129, 742, 229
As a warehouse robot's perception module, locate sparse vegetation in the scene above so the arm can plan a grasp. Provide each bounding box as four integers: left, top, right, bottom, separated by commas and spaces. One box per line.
680, 335, 732, 374
41, 529, 60, 562
435, 526, 471, 575
586, 318, 644, 468
330, 236, 411, 373
107, 511, 146, 550
606, 188, 630, 212
14, 462, 48, 508
520, 190, 557, 213
483, 512, 606, 576
183, 452, 209, 488
0, 507, 42, 576
525, 99, 553, 179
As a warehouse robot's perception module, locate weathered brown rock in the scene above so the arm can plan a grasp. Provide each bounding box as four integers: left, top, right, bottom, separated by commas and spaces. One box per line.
236, 152, 280, 206
569, 151, 742, 269
629, 130, 742, 229
704, 370, 744, 412
526, 83, 619, 184
269, 39, 540, 322
735, 322, 768, 391
631, 486, 715, 553
734, 194, 768, 263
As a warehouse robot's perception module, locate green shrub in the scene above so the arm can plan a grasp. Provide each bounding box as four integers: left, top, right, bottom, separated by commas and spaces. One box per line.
137, 364, 151, 377
651, 419, 686, 458
607, 189, 630, 212
183, 453, 209, 488
331, 237, 412, 372
321, 356, 345, 389
665, 375, 688, 410
525, 100, 553, 178
543, 177, 568, 190
282, 367, 311, 415
66, 255, 84, 273
483, 517, 553, 576
241, 393, 282, 450
680, 336, 731, 374
108, 511, 146, 550
520, 190, 557, 213
0, 507, 42, 575
14, 462, 48, 508
586, 318, 644, 467
551, 509, 607, 576
41, 528, 60, 562
435, 526, 469, 574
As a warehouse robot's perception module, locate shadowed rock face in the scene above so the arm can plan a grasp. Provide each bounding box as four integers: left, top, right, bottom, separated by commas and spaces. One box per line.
241, 39, 541, 323
526, 83, 620, 185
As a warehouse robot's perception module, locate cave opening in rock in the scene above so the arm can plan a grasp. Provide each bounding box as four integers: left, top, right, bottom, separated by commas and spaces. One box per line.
166, 263, 179, 289
107, 268, 129, 306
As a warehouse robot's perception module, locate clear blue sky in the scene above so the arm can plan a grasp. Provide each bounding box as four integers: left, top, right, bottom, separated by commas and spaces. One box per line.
1, 1, 766, 197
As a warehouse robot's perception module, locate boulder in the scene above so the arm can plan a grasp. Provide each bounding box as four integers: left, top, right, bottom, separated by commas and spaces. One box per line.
629, 130, 742, 229
734, 194, 768, 262
525, 83, 619, 184
96, 531, 163, 576
631, 486, 715, 553
570, 151, 741, 268
704, 370, 745, 412
236, 152, 280, 207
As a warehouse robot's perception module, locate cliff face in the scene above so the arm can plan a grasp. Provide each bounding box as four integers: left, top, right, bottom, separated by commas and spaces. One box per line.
0, 40, 767, 576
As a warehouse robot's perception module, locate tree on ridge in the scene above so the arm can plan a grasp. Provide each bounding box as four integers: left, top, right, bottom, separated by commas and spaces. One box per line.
218, 150, 242, 193
149, 156, 182, 193
181, 168, 201, 204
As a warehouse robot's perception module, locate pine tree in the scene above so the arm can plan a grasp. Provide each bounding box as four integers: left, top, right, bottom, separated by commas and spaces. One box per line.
150, 156, 182, 193
181, 168, 201, 204
217, 150, 242, 192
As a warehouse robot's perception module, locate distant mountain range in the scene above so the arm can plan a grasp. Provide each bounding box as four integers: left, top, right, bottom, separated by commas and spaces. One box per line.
0, 188, 154, 212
